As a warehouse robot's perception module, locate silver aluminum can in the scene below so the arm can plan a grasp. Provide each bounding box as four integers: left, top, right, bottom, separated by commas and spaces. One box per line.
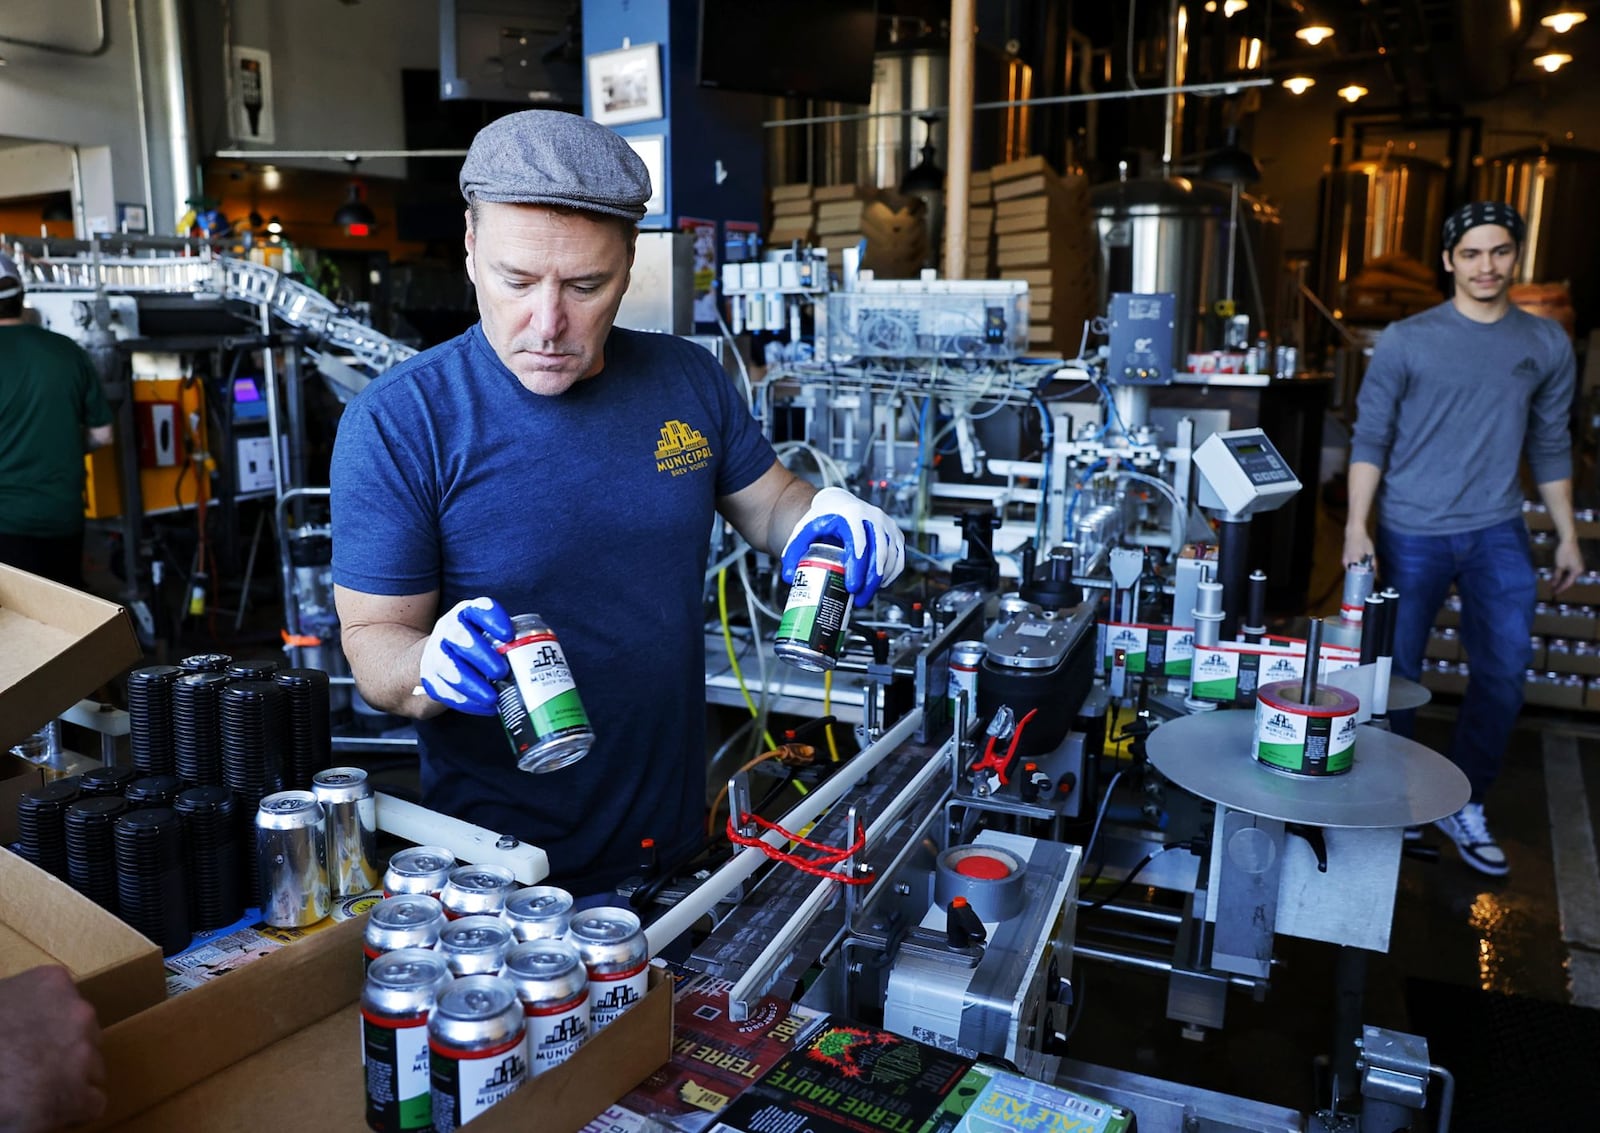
503, 939, 588, 1077
383, 846, 455, 898
565, 907, 649, 1032
428, 975, 528, 1130
438, 915, 513, 977
255, 790, 329, 928
311, 766, 378, 898
439, 864, 517, 920
364, 894, 446, 970
502, 886, 574, 943
947, 640, 986, 723
774, 542, 852, 672
363, 948, 453, 1132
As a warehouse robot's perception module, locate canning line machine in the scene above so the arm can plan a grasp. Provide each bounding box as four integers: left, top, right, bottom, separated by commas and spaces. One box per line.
668, 258, 1472, 1131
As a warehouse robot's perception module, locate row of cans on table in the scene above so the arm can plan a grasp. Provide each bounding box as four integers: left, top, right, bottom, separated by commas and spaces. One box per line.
255, 767, 378, 928
362, 866, 649, 1132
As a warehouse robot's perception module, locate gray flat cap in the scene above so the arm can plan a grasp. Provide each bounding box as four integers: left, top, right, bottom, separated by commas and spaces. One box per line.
459, 110, 651, 222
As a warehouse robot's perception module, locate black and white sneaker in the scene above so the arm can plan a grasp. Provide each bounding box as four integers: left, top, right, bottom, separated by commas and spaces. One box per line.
1433, 803, 1509, 877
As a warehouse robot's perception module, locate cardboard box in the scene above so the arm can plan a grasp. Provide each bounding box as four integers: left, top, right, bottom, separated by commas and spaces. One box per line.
90, 915, 672, 1132
0, 849, 165, 1028
1533, 606, 1597, 639
0, 565, 141, 752
1586, 679, 1600, 712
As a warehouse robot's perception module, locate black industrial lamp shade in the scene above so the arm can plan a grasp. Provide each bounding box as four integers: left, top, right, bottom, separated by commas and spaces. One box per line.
901, 142, 945, 193
333, 184, 375, 229
1201, 145, 1263, 185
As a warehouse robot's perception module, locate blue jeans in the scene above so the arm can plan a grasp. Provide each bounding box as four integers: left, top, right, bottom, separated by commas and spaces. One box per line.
1377, 518, 1535, 803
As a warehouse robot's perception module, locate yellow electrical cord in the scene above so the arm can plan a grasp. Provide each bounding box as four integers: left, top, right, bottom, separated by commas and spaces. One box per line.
821, 671, 841, 762
718, 568, 778, 751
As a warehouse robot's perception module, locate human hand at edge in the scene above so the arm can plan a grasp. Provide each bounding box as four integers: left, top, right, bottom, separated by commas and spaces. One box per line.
780, 486, 907, 606
0, 965, 106, 1133
1342, 528, 1376, 575
1551, 537, 1585, 596
418, 597, 513, 715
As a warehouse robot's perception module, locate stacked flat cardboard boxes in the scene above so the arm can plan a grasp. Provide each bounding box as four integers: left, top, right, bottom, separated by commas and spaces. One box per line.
813, 184, 867, 274
988, 155, 1097, 355
766, 183, 815, 248
963, 170, 995, 279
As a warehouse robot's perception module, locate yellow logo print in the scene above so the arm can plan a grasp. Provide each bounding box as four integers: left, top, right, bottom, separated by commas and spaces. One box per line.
655, 419, 714, 477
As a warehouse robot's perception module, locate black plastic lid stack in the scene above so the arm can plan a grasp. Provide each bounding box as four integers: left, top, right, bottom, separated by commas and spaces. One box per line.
125, 775, 183, 810
172, 671, 231, 788
15, 779, 83, 879
78, 765, 137, 798
225, 658, 280, 682
178, 653, 233, 673
65, 796, 129, 913
220, 680, 288, 907
114, 807, 191, 956
273, 668, 332, 790
174, 787, 242, 931
126, 665, 183, 776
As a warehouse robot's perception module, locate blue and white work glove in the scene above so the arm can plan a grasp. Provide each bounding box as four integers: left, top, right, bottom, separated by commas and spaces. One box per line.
418, 597, 513, 715
780, 487, 906, 606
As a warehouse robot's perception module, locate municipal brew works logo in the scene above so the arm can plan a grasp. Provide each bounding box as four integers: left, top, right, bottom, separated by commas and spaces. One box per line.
655, 419, 713, 477
1336, 715, 1358, 744
1111, 629, 1141, 648
1265, 657, 1298, 679
1513, 356, 1541, 379
1262, 711, 1299, 741
1197, 654, 1232, 675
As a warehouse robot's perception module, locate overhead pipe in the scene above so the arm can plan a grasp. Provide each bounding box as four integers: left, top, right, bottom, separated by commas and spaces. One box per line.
1160, 0, 1188, 175
155, 0, 198, 230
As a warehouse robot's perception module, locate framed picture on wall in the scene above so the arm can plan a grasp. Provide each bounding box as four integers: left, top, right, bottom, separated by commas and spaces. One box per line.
587, 42, 664, 127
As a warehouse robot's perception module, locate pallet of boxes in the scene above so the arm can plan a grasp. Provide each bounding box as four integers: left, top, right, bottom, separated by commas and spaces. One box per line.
962, 170, 995, 279
1421, 502, 1600, 711
988, 155, 1098, 356
766, 183, 815, 250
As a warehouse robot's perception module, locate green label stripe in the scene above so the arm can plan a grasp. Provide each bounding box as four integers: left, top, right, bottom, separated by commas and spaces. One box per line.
777, 603, 818, 641
529, 688, 589, 735
1193, 677, 1236, 699
1257, 741, 1307, 771
1166, 657, 1192, 677
399, 1092, 432, 1130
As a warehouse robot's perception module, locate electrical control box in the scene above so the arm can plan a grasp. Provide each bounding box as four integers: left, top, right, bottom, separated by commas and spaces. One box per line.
1106, 291, 1177, 385
827, 278, 1029, 362
1193, 427, 1301, 518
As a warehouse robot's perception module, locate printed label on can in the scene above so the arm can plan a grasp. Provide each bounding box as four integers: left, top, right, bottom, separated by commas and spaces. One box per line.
363, 1012, 433, 1131
505, 634, 590, 735
527, 994, 588, 1076
588, 963, 649, 1031
946, 664, 977, 716
776, 557, 849, 654
1255, 703, 1354, 775
430, 1035, 528, 1131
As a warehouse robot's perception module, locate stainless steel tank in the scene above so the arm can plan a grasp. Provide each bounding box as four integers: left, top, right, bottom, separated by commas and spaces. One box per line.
860, 38, 1030, 189
1090, 177, 1283, 356
1475, 143, 1600, 335
1318, 152, 1447, 313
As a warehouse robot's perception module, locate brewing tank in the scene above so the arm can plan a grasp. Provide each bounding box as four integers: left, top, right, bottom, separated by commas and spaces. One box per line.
1090, 176, 1282, 357
1318, 152, 1447, 313
1475, 143, 1600, 336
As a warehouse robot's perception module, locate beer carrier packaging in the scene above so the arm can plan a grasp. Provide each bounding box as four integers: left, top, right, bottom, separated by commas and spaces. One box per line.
84, 915, 674, 1131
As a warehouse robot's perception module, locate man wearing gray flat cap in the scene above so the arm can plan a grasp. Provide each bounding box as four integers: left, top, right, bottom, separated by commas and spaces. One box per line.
331, 110, 904, 898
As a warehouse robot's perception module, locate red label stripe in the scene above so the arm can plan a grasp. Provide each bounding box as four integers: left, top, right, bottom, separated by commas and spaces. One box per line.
361, 1007, 427, 1029
525, 991, 588, 1017
497, 632, 558, 654
587, 960, 648, 982
429, 1031, 525, 1059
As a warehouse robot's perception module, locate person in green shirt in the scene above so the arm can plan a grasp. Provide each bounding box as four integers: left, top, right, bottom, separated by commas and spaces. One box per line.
0, 252, 114, 588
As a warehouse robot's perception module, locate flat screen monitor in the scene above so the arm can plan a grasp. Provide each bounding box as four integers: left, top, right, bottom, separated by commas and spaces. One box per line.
697, 0, 879, 105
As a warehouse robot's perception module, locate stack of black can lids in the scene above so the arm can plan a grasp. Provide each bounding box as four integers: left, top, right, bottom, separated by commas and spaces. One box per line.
10, 653, 334, 956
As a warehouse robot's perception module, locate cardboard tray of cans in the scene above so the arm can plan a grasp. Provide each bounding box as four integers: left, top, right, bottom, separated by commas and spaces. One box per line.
88, 914, 674, 1131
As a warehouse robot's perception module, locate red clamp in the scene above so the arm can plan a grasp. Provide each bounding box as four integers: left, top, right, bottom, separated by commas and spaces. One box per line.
969, 707, 1039, 786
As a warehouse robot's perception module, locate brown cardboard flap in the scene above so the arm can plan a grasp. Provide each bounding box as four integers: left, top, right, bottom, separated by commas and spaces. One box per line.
0, 565, 141, 751
91, 916, 367, 1130
102, 959, 673, 1132
0, 850, 164, 1028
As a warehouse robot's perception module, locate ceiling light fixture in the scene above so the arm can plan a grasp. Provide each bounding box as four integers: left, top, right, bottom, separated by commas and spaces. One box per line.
332, 158, 376, 234
1282, 75, 1316, 95
1541, 10, 1588, 34
1337, 83, 1369, 102
265, 216, 284, 235
1534, 52, 1573, 72
1296, 24, 1335, 46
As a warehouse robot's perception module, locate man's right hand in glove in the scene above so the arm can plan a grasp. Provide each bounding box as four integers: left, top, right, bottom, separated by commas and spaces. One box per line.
418, 597, 513, 715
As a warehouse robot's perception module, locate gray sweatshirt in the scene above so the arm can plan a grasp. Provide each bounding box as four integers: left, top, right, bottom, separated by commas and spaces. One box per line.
1350, 300, 1575, 536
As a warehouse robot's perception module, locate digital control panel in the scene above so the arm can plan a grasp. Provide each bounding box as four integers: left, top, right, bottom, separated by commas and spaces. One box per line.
1193, 427, 1302, 517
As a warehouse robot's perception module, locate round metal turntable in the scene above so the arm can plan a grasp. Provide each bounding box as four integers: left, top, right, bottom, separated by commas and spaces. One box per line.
1320, 667, 1432, 712
1146, 710, 1468, 828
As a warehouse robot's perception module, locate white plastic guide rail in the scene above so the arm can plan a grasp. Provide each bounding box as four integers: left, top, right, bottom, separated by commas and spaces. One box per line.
643, 707, 925, 958
375, 793, 548, 885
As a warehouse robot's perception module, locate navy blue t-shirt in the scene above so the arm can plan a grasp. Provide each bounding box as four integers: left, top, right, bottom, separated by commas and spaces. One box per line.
330, 324, 775, 893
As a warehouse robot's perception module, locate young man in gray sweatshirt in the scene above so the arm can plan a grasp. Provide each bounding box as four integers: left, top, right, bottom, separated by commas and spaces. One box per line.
1343, 201, 1583, 877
